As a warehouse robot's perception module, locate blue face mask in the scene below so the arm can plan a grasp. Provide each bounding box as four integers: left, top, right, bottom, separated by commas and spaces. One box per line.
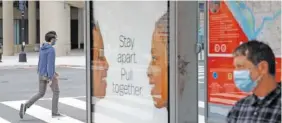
51, 39, 56, 46
233, 70, 261, 93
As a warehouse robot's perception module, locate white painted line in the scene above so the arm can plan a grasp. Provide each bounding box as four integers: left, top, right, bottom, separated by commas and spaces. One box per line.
198, 81, 204, 83
92, 112, 124, 123
1, 101, 84, 123
198, 71, 204, 73
39, 96, 86, 101
59, 98, 86, 110
0, 117, 10, 123
210, 93, 246, 98
198, 101, 205, 108
95, 98, 151, 120
198, 115, 205, 123
198, 72, 204, 75
198, 76, 204, 79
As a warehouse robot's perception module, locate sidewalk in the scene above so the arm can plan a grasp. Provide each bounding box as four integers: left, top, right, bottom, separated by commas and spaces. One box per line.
0, 50, 85, 69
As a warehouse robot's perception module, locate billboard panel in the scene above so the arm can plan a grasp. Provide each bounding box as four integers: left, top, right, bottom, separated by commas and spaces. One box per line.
207, 1, 281, 119
90, 1, 169, 123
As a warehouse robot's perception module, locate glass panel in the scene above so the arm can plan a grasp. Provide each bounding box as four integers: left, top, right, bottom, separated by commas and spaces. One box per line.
207, 1, 281, 122
90, 1, 169, 123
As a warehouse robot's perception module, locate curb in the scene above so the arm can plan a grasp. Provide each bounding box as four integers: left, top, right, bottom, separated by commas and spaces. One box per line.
0, 65, 85, 69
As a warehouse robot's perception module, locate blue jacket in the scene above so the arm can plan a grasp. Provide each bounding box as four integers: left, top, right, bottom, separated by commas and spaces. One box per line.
37, 43, 56, 80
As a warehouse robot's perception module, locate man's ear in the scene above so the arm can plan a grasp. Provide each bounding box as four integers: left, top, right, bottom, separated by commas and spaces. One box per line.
258, 61, 269, 75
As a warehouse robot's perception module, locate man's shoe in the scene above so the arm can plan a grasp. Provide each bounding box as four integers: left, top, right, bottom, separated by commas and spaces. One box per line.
52, 113, 63, 118
19, 103, 26, 119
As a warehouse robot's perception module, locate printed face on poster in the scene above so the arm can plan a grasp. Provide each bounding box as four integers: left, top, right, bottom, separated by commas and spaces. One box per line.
90, 2, 169, 123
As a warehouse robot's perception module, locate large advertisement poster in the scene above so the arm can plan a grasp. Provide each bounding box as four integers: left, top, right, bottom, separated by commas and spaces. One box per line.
91, 1, 168, 123
207, 0, 281, 109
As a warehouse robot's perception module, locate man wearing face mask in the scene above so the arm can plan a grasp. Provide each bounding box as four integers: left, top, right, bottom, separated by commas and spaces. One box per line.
19, 31, 62, 119
226, 40, 281, 123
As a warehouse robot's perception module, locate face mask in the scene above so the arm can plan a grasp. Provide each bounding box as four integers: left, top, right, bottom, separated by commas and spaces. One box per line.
233, 70, 261, 93
51, 39, 56, 46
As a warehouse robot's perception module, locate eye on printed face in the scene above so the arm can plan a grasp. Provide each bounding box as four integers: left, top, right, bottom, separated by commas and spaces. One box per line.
92, 23, 109, 99
147, 24, 168, 108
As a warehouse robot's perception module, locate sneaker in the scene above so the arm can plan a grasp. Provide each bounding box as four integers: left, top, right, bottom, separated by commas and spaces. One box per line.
19, 103, 26, 119
52, 113, 63, 118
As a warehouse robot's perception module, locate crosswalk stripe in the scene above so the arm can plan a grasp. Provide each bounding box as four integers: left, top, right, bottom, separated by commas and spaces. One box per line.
198, 76, 204, 79
0, 117, 10, 123
198, 101, 205, 108
198, 115, 205, 123
1, 101, 84, 123
198, 72, 204, 75
59, 98, 86, 110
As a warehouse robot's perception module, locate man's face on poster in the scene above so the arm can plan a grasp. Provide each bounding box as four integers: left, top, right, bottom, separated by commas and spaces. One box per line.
93, 23, 109, 99
147, 24, 168, 109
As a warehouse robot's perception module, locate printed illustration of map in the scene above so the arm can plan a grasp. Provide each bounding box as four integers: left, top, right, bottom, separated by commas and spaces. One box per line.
226, 1, 281, 57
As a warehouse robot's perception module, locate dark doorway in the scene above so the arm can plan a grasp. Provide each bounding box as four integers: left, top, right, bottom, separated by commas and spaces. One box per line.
71, 20, 78, 49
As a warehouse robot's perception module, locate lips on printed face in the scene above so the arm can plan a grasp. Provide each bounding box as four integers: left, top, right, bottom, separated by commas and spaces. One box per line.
93, 22, 109, 99
148, 24, 168, 109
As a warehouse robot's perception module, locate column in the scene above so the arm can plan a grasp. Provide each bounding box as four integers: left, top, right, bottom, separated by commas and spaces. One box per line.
2, 1, 14, 56
78, 8, 84, 49
28, 1, 36, 45
176, 1, 199, 122
40, 1, 70, 56
83, 7, 86, 53
64, 4, 71, 54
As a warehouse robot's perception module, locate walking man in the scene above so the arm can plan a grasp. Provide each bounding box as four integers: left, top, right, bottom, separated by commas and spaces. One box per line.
19, 31, 62, 118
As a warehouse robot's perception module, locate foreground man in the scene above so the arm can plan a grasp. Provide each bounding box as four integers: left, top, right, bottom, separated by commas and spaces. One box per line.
19, 31, 61, 118
227, 40, 281, 123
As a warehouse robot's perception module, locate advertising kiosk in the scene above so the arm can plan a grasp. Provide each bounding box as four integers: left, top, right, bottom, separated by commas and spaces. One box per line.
85, 1, 201, 123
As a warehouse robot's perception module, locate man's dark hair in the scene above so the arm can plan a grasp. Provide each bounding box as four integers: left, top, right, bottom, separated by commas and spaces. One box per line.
49, 30, 57, 36
233, 40, 276, 76
45, 31, 57, 42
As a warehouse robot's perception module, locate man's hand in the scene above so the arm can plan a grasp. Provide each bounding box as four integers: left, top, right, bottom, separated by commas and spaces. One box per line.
55, 72, 59, 77
48, 79, 52, 86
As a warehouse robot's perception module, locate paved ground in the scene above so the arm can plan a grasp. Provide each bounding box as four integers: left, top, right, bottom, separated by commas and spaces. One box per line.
0, 68, 86, 123
0, 59, 233, 123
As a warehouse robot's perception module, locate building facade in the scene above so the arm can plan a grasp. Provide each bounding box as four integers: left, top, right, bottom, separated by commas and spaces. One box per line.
1, 1, 84, 56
